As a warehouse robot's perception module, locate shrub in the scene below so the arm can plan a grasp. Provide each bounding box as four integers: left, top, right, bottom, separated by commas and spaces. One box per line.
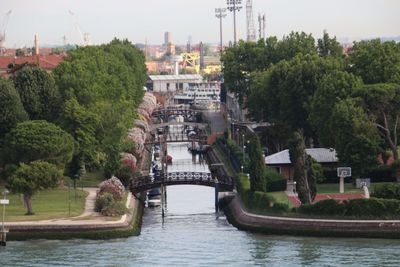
343, 198, 387, 218
99, 176, 124, 200
298, 199, 345, 216
116, 166, 133, 188
372, 183, 400, 200
311, 161, 325, 183
101, 201, 128, 216
95, 192, 114, 212
297, 198, 400, 219
264, 168, 286, 192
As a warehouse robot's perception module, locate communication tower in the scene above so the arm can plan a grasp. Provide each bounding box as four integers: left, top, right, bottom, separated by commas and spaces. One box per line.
0, 10, 12, 56
246, 0, 256, 41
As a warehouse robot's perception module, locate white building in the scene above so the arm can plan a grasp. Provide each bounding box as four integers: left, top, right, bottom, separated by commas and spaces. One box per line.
146, 74, 203, 92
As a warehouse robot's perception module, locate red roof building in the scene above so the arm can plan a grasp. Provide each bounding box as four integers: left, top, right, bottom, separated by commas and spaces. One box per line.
0, 55, 65, 77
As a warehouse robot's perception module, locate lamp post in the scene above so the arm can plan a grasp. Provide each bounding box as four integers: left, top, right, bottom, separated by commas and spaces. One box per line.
215, 8, 227, 54
227, 0, 242, 45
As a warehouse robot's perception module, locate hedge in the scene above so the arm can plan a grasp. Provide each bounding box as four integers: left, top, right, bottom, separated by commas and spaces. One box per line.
372, 183, 400, 200
298, 198, 400, 219
236, 174, 288, 213
264, 168, 286, 192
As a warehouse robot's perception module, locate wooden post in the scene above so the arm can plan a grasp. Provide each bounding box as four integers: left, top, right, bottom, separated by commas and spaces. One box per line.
215, 178, 219, 213
161, 184, 165, 217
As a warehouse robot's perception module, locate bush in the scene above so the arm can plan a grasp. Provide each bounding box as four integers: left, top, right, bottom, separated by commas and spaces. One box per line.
312, 161, 325, 183
297, 198, 400, 219
95, 192, 114, 212
99, 176, 124, 200
367, 165, 396, 183
298, 199, 345, 216
115, 166, 133, 188
264, 168, 286, 192
235, 174, 289, 213
343, 198, 388, 218
101, 201, 128, 216
372, 183, 400, 200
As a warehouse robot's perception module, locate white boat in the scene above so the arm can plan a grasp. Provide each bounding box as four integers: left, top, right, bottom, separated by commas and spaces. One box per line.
147, 198, 161, 207
173, 82, 220, 108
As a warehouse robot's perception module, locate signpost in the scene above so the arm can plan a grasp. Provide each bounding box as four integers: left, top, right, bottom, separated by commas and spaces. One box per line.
337, 167, 352, 193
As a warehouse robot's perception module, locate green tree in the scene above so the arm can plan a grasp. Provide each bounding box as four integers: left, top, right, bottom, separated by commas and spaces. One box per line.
12, 66, 61, 121
0, 77, 28, 139
2, 120, 74, 166
288, 131, 317, 204
309, 70, 363, 146
7, 160, 63, 215
348, 39, 400, 84
248, 54, 344, 139
317, 30, 343, 57
53, 39, 146, 176
331, 98, 381, 177
247, 133, 267, 192
354, 83, 400, 160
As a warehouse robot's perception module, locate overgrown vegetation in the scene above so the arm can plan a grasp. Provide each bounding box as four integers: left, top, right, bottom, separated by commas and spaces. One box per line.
95, 177, 128, 216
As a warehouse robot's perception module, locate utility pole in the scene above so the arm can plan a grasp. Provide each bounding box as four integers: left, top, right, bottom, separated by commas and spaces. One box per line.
215, 8, 227, 54
227, 0, 242, 45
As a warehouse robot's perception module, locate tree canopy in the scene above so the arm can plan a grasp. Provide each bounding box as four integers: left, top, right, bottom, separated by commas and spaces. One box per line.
348, 39, 400, 84
53, 39, 147, 176
0, 77, 28, 139
11, 66, 61, 121
2, 120, 74, 166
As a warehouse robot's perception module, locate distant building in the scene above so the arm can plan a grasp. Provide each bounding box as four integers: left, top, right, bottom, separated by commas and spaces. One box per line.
164, 32, 172, 47
146, 74, 203, 92
0, 55, 64, 77
265, 148, 338, 180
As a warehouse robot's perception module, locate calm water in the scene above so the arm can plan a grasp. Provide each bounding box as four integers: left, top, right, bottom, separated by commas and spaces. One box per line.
1, 143, 400, 266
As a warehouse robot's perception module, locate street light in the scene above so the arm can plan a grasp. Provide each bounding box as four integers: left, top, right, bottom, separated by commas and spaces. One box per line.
215, 8, 227, 54
226, 0, 242, 45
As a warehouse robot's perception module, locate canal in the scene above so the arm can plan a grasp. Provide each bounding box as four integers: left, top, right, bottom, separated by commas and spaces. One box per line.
1, 142, 400, 266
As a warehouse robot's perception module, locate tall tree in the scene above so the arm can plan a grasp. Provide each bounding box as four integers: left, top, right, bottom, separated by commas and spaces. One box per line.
53, 40, 146, 175
331, 98, 381, 177
12, 66, 61, 121
247, 133, 267, 192
7, 160, 63, 215
317, 30, 343, 57
348, 39, 400, 84
2, 120, 74, 166
354, 83, 400, 160
288, 131, 317, 204
0, 77, 28, 139
248, 54, 344, 139
309, 70, 363, 146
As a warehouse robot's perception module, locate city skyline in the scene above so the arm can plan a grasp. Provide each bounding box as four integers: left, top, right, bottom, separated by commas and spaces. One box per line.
1, 0, 399, 47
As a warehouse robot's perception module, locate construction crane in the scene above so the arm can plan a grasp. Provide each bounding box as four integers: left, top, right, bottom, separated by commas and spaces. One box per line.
0, 10, 12, 55
68, 10, 91, 46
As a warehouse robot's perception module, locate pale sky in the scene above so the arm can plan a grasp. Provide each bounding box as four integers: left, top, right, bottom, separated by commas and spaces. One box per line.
1, 0, 399, 47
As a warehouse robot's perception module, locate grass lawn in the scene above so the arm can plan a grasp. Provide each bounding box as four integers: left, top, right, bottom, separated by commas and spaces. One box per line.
316, 183, 363, 194
1, 187, 88, 222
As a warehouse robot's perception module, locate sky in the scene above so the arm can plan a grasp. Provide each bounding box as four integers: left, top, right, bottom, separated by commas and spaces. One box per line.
1, 0, 399, 47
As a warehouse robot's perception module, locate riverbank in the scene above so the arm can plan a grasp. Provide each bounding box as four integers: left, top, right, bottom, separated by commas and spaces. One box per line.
221, 193, 400, 239
5, 189, 144, 240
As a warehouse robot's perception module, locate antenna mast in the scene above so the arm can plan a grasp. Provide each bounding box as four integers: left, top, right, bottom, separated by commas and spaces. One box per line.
246, 0, 256, 41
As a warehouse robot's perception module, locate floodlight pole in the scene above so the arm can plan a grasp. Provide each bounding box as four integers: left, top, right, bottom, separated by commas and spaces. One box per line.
215, 8, 227, 54
227, 0, 242, 45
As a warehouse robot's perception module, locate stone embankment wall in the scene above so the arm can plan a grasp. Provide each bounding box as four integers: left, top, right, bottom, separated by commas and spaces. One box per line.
221, 195, 400, 239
